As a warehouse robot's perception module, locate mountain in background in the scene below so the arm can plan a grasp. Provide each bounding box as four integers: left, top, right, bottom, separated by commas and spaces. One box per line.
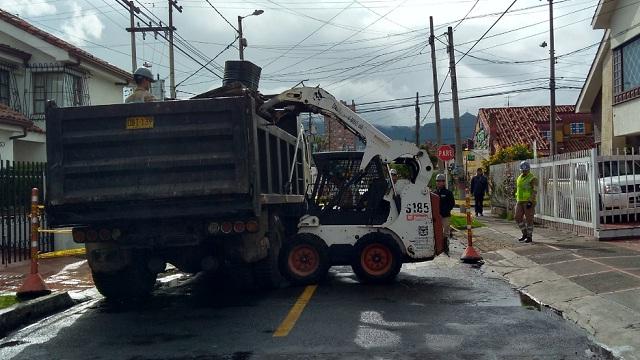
308, 112, 477, 144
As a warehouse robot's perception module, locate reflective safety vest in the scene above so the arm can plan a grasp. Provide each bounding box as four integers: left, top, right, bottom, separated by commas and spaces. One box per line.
516, 173, 536, 202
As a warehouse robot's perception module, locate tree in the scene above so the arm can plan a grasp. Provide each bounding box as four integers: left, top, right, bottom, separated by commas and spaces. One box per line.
482, 144, 533, 174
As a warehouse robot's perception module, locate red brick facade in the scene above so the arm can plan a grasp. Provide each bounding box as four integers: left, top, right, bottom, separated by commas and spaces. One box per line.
325, 100, 358, 151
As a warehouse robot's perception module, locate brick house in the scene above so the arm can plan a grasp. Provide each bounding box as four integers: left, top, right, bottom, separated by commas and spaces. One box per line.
324, 100, 359, 151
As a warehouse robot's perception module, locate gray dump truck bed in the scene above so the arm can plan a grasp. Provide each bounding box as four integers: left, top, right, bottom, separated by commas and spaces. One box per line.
46, 95, 305, 226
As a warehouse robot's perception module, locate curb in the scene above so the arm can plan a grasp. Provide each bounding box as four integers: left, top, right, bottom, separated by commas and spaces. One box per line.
0, 292, 75, 338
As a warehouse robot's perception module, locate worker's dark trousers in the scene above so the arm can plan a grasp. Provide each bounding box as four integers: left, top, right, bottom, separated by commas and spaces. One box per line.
474, 195, 484, 215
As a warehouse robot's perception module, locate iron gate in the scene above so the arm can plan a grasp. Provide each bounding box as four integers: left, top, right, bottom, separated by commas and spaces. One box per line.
1, 161, 53, 265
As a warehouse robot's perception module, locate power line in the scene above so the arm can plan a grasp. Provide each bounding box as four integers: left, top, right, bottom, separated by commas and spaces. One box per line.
453, 0, 480, 31
204, 0, 237, 32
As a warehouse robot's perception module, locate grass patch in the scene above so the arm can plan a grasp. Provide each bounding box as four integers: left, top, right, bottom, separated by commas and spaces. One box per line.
450, 214, 485, 230
0, 295, 18, 309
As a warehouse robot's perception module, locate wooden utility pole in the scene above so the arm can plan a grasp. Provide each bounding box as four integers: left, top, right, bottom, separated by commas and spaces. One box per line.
549, 0, 557, 156
415, 92, 420, 146
429, 16, 443, 170
126, 0, 139, 72
447, 27, 463, 172
169, 0, 182, 99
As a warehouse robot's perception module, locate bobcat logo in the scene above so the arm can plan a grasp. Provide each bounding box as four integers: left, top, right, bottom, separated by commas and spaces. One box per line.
418, 225, 429, 237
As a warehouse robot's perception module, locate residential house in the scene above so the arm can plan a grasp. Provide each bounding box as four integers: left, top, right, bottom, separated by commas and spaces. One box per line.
474, 105, 594, 157
324, 100, 359, 151
576, 0, 640, 154
0, 9, 131, 162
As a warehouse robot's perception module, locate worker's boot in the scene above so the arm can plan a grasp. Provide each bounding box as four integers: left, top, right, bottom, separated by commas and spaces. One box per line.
524, 236, 533, 243
518, 234, 527, 242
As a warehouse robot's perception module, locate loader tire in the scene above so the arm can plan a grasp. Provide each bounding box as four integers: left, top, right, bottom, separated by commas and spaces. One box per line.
92, 262, 157, 301
279, 233, 329, 286
351, 235, 402, 284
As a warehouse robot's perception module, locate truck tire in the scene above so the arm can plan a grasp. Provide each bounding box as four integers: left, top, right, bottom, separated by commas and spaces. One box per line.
279, 233, 329, 286
91, 262, 157, 301
253, 216, 284, 289
351, 235, 402, 284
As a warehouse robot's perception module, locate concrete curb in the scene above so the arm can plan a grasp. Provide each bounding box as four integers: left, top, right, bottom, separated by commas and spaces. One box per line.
0, 292, 75, 338
483, 249, 639, 360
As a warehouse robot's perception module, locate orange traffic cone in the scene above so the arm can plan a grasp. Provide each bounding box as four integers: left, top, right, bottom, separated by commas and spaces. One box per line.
460, 191, 482, 264
16, 188, 51, 300
461, 245, 482, 263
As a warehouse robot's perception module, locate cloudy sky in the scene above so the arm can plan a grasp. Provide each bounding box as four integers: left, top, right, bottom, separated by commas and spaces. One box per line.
0, 0, 604, 125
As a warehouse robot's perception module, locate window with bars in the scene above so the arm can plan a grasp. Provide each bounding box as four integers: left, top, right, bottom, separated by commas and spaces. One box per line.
570, 122, 585, 135
0, 70, 9, 106
32, 72, 85, 115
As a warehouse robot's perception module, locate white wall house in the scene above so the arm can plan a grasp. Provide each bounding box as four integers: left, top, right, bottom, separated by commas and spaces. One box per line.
0, 9, 131, 162
577, 0, 640, 154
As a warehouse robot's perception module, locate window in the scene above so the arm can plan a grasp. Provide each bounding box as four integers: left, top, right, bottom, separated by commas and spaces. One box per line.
32, 72, 84, 115
540, 130, 551, 140
613, 36, 640, 102
0, 70, 9, 106
570, 122, 585, 135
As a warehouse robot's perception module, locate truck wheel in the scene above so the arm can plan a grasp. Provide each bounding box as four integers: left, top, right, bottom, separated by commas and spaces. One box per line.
279, 233, 329, 286
351, 236, 402, 284
253, 216, 284, 289
92, 262, 157, 301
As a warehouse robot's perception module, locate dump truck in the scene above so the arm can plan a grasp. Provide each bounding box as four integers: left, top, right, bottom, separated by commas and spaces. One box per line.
45, 78, 311, 300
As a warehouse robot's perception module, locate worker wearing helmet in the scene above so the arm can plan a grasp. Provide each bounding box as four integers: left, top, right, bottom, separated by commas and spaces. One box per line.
515, 160, 537, 243
435, 173, 455, 244
125, 67, 157, 104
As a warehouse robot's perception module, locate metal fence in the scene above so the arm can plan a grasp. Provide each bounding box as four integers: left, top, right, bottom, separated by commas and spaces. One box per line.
1, 161, 53, 265
489, 148, 640, 239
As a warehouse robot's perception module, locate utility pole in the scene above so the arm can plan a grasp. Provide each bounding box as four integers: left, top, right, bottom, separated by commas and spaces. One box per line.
168, 0, 182, 99
238, 16, 244, 60
415, 92, 420, 146
429, 16, 443, 170
125, 1, 180, 98
447, 27, 463, 176
127, 0, 139, 73
548, 0, 557, 157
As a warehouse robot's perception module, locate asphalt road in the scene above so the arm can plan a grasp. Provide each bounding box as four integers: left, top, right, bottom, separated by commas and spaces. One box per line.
0, 251, 608, 360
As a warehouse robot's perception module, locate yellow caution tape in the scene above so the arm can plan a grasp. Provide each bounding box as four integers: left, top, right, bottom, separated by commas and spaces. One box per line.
38, 248, 86, 259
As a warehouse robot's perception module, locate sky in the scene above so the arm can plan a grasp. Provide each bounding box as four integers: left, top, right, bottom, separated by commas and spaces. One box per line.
0, 0, 605, 126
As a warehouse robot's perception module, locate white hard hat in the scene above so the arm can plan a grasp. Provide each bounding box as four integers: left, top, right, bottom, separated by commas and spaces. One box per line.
133, 67, 156, 82
519, 161, 531, 171
436, 173, 446, 181
389, 169, 398, 175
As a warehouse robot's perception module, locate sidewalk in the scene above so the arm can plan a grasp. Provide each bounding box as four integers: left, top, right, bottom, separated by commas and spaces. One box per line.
0, 256, 94, 295
471, 215, 640, 360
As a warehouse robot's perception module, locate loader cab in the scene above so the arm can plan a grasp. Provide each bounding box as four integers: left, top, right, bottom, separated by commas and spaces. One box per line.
308, 152, 390, 225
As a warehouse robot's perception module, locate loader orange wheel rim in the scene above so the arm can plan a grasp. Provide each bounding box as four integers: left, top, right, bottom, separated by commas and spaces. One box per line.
288, 244, 319, 277
361, 244, 393, 276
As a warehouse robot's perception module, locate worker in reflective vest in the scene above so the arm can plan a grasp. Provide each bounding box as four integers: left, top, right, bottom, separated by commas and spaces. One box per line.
515, 161, 537, 243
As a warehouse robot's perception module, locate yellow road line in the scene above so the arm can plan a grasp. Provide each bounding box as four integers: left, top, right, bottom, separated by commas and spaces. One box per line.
273, 285, 317, 337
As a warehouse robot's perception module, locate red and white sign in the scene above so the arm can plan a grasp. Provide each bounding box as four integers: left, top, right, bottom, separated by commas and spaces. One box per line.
437, 145, 455, 162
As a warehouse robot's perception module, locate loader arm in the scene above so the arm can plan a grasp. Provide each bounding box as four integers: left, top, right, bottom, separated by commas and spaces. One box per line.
259, 87, 427, 171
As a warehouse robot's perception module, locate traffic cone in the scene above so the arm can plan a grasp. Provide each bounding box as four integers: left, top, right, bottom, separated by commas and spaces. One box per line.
460, 191, 482, 264
16, 188, 51, 300
461, 245, 482, 264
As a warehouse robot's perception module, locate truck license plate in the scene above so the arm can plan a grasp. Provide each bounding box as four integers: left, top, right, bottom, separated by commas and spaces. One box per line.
126, 116, 154, 130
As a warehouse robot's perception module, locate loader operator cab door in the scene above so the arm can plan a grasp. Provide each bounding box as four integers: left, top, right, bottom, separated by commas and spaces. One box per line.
309, 152, 390, 225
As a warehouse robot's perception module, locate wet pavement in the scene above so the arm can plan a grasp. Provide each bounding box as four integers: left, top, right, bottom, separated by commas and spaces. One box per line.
474, 215, 640, 359
0, 244, 608, 360
0, 256, 93, 295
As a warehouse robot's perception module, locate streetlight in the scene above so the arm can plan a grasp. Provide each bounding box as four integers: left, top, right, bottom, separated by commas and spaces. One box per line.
238, 9, 264, 60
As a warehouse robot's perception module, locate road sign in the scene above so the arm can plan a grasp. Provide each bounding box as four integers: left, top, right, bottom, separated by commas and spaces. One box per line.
437, 145, 454, 162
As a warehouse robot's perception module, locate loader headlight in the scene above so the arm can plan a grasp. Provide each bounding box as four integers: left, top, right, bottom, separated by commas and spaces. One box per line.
604, 184, 622, 194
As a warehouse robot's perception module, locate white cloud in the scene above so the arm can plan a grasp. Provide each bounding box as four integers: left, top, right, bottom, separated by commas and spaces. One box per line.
60, 2, 104, 46
0, 0, 56, 17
